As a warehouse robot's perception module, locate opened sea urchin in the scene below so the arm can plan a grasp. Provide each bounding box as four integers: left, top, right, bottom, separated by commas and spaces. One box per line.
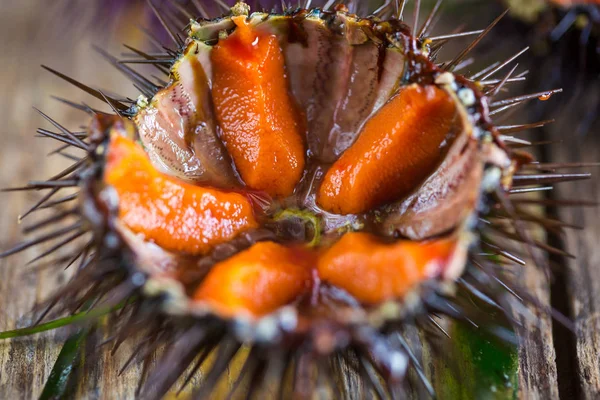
1, 1, 592, 398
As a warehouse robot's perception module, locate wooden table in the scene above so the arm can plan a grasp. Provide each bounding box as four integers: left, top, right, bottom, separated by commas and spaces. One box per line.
0, 1, 598, 398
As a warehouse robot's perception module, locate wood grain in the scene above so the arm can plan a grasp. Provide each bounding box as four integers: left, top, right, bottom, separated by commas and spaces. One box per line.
548, 102, 600, 399
517, 257, 560, 400
0, 1, 151, 398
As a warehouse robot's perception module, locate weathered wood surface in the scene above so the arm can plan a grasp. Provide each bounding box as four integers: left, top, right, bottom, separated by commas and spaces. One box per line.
516, 254, 560, 400
0, 1, 150, 398
547, 93, 600, 399
0, 1, 598, 399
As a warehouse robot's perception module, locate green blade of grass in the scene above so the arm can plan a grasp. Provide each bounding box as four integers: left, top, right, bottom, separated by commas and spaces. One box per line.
0, 301, 129, 340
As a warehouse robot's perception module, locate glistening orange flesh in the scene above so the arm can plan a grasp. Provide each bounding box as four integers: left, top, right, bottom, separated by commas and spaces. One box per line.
317, 232, 457, 304
193, 241, 315, 318
211, 17, 306, 198
104, 135, 258, 255
317, 84, 460, 215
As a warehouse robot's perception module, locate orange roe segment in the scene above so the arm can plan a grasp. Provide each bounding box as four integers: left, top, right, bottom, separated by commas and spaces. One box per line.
193, 242, 315, 318
317, 232, 457, 304
317, 84, 459, 215
211, 16, 306, 198
104, 135, 258, 255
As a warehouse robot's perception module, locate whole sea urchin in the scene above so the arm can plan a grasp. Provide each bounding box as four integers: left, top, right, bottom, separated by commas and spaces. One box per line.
1, 1, 593, 398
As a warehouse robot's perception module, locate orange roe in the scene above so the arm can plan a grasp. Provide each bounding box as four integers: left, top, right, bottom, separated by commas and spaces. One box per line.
104, 135, 258, 256
318, 84, 459, 215
211, 17, 306, 198
317, 232, 457, 304
193, 241, 315, 318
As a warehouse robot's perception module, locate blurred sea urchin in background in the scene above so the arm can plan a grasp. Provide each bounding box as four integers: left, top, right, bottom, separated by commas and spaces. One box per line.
451, 0, 600, 135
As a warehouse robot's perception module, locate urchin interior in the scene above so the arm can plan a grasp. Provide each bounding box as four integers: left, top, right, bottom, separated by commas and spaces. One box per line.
104, 9, 490, 321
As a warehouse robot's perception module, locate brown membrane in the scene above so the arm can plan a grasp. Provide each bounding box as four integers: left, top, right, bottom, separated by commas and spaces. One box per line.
134, 42, 237, 187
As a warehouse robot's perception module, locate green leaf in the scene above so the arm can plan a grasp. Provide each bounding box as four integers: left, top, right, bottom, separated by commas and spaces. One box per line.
1, 300, 134, 398
434, 323, 519, 400
38, 328, 88, 400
